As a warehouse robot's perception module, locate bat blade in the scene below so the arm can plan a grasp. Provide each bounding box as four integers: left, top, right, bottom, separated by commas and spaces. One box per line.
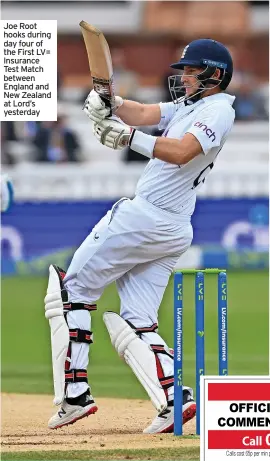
80, 20, 115, 108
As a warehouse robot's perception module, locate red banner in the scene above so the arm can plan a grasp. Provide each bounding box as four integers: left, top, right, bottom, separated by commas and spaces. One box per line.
208, 383, 270, 401
209, 430, 270, 449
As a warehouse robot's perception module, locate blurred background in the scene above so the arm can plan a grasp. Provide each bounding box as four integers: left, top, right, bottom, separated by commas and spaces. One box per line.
1, 0, 269, 275
1, 0, 269, 399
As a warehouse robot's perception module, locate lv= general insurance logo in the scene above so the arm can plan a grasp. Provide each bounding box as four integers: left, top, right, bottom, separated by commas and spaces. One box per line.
200, 376, 270, 461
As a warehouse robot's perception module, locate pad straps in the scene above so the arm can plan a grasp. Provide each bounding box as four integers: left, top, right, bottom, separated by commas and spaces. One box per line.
64, 302, 97, 313
69, 329, 93, 344
151, 344, 174, 399
64, 305, 95, 387
151, 344, 174, 359
64, 325, 94, 388
65, 369, 88, 383
127, 318, 174, 400
126, 320, 158, 336
135, 323, 158, 334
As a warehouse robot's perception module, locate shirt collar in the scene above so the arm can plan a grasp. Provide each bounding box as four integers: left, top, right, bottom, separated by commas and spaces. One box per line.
201, 92, 235, 106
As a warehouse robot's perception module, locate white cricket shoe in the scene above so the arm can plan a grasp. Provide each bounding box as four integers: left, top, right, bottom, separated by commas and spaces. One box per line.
48, 390, 98, 429
143, 390, 196, 434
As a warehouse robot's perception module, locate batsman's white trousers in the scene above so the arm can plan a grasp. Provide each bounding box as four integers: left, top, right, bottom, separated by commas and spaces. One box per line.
64, 195, 193, 397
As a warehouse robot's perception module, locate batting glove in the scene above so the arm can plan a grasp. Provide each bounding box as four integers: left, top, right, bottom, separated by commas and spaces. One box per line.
93, 118, 157, 158
93, 118, 133, 150
83, 89, 123, 123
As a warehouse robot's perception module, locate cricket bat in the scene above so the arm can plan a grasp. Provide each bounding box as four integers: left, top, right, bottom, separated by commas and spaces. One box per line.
79, 20, 115, 109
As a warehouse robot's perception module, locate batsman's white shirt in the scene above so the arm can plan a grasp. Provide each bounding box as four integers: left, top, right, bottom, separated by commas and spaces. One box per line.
64, 93, 235, 397
136, 93, 235, 215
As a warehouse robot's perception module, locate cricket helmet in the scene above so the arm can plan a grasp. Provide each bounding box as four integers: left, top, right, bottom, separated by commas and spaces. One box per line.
169, 39, 233, 104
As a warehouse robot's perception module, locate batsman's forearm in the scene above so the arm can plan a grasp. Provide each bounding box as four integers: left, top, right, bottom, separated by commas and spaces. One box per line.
129, 131, 196, 165
153, 137, 192, 164
115, 100, 161, 126
114, 100, 144, 125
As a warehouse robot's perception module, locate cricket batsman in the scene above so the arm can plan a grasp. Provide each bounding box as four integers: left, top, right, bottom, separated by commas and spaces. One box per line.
45, 39, 235, 433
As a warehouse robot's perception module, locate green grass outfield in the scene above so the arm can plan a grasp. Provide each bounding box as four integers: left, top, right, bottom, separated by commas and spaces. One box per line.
2, 271, 269, 398
1, 447, 200, 461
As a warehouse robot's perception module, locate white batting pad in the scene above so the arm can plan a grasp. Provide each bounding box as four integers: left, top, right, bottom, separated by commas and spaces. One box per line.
44, 265, 69, 405
103, 311, 167, 412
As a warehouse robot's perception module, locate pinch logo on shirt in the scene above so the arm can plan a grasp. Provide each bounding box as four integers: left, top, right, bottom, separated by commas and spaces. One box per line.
194, 121, 216, 142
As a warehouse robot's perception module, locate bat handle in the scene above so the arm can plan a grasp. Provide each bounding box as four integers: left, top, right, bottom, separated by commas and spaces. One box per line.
100, 96, 112, 116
